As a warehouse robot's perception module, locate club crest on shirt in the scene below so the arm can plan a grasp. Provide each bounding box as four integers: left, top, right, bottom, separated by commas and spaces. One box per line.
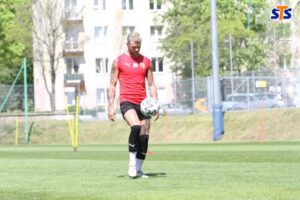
124, 62, 145, 69
133, 63, 138, 68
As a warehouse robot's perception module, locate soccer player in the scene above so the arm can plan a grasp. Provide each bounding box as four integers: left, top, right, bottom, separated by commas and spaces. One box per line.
107, 32, 159, 178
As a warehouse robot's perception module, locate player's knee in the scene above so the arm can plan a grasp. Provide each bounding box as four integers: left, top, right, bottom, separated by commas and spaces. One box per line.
128, 125, 142, 152
140, 125, 150, 136
131, 125, 141, 135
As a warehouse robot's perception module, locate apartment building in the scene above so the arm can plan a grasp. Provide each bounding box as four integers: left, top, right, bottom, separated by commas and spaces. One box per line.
33, 0, 175, 112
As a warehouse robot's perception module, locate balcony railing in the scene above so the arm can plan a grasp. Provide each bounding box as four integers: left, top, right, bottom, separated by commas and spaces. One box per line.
64, 73, 84, 81
64, 73, 86, 94
64, 41, 84, 56
65, 11, 83, 23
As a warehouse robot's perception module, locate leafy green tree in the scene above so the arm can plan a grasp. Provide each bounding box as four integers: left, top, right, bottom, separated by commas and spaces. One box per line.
161, 0, 270, 78
0, 0, 33, 84
11, 0, 33, 84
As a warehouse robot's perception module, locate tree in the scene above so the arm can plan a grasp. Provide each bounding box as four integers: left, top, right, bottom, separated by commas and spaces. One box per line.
11, 0, 33, 84
0, 0, 32, 84
32, 0, 65, 111
161, 0, 269, 78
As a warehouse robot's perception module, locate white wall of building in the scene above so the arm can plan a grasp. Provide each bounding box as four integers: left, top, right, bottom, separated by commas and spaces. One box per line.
33, 0, 175, 112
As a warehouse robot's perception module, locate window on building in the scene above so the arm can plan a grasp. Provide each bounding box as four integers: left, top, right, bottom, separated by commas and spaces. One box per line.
94, 0, 106, 10
122, 26, 135, 37
96, 58, 109, 73
95, 26, 108, 41
66, 90, 76, 105
65, 0, 77, 10
150, 0, 162, 10
66, 28, 79, 41
151, 57, 163, 72
65, 0, 77, 18
66, 58, 80, 74
150, 26, 163, 41
96, 88, 105, 105
122, 0, 133, 10
66, 28, 80, 50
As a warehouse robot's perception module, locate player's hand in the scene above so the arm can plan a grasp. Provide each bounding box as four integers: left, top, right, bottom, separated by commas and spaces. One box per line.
108, 105, 116, 121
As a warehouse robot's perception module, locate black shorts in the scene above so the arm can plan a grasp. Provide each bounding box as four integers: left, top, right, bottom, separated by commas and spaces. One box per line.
120, 101, 150, 121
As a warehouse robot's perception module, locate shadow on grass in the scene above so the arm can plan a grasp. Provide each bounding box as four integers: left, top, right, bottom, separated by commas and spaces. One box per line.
144, 172, 167, 178
118, 172, 167, 179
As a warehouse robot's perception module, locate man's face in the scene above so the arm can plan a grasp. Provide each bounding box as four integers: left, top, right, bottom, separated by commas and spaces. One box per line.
127, 40, 141, 58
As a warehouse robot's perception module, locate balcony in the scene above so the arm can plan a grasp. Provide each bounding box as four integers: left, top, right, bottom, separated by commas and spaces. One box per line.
64, 73, 86, 94
64, 41, 84, 57
64, 11, 83, 24
64, 73, 84, 82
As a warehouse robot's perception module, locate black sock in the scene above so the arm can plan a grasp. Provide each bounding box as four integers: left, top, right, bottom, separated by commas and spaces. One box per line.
128, 125, 141, 152
137, 135, 149, 160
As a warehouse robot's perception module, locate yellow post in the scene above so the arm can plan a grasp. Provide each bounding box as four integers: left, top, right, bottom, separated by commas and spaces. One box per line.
74, 96, 79, 151
15, 117, 19, 145
65, 97, 75, 148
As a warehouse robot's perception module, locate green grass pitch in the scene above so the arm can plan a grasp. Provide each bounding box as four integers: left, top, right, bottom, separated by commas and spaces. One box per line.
0, 142, 299, 200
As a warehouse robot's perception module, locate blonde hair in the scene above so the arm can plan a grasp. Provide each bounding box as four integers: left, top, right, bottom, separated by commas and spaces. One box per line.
127, 32, 142, 43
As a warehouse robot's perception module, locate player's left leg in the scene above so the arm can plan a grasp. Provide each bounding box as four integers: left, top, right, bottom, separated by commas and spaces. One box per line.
136, 119, 150, 178
123, 109, 141, 178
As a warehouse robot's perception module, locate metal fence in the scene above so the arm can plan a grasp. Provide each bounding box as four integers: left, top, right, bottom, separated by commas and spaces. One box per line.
1, 70, 300, 116
171, 72, 300, 113
0, 85, 35, 113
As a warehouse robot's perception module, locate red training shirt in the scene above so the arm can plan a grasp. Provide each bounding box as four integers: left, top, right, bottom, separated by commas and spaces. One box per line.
117, 53, 151, 105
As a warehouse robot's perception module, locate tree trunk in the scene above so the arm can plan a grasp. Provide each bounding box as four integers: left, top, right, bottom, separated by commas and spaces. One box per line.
50, 67, 56, 111
50, 92, 56, 111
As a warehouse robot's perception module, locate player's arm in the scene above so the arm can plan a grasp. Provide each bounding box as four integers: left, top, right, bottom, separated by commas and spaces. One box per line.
107, 59, 119, 121
146, 66, 160, 121
146, 67, 158, 100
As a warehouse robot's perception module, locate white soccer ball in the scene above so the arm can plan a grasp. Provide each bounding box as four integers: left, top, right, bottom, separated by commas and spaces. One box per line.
141, 97, 160, 117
